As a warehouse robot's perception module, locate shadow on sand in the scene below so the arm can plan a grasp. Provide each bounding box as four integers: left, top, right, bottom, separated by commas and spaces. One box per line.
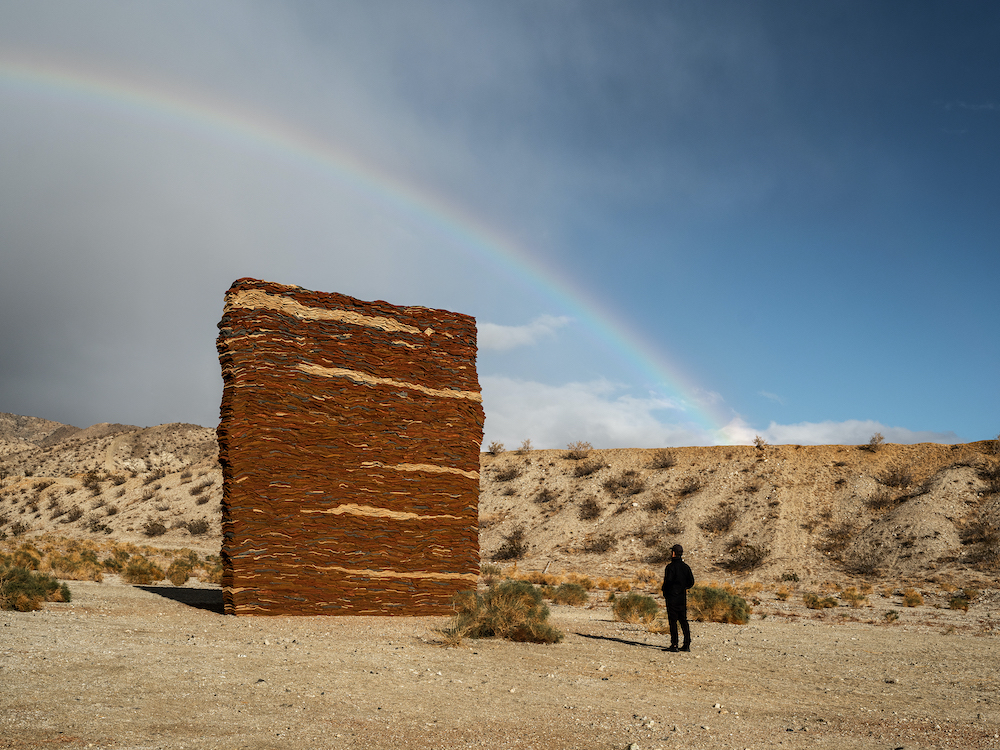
137, 585, 225, 615
575, 632, 666, 651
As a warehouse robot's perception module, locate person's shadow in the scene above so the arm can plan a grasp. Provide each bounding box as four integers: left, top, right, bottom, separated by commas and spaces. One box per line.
574, 632, 665, 650
137, 586, 225, 615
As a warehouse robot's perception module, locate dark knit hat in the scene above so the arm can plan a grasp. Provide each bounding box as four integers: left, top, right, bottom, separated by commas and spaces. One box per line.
671, 544, 684, 557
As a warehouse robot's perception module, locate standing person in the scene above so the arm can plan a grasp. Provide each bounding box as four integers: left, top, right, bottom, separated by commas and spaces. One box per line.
661, 543, 695, 652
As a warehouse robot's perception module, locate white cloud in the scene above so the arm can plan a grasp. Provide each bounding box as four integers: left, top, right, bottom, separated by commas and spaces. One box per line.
477, 315, 572, 351
719, 418, 959, 446
757, 391, 785, 404
480, 376, 715, 449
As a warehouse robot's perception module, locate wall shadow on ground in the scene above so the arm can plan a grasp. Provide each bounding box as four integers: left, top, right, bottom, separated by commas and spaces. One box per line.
137, 585, 225, 615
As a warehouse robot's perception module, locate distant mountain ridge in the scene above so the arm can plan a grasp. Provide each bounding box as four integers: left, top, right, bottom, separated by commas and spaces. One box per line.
0, 412, 78, 445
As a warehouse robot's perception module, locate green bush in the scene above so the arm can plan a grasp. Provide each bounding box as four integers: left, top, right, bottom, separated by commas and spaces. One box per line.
688, 585, 751, 624
612, 592, 659, 623
122, 556, 164, 585
548, 582, 589, 606
166, 559, 192, 586
804, 592, 839, 609
0, 566, 71, 611
438, 580, 563, 645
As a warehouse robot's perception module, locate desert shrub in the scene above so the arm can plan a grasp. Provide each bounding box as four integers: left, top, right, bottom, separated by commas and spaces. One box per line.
804, 592, 838, 609
602, 470, 645, 498
86, 515, 110, 534
564, 441, 592, 460
516, 439, 533, 455
189, 480, 214, 496
977, 462, 1000, 496
677, 478, 702, 498
166, 559, 192, 586
842, 544, 883, 575
841, 587, 867, 608
961, 520, 1000, 567
105, 504, 119, 516
578, 497, 602, 521
8, 520, 29, 537
780, 571, 800, 582
646, 449, 676, 470
480, 562, 502, 584
198, 556, 224, 585
485, 441, 504, 456
121, 555, 164, 585
612, 592, 659, 623
902, 588, 923, 607
533, 487, 558, 505
493, 526, 529, 561
687, 585, 751, 624
722, 542, 770, 572
583, 532, 617, 554
644, 495, 668, 513
438, 580, 563, 645
948, 595, 970, 612
866, 489, 900, 511
775, 586, 790, 601
876, 465, 913, 488
143, 468, 166, 485
699, 503, 738, 534
12, 548, 41, 570
548, 582, 589, 606
865, 433, 885, 453
572, 458, 605, 478
186, 519, 210, 535
0, 566, 71, 611
818, 522, 855, 556
645, 543, 674, 565
142, 518, 168, 537
492, 463, 522, 482
60, 505, 84, 524
885, 609, 900, 622
562, 574, 593, 591
754, 435, 768, 451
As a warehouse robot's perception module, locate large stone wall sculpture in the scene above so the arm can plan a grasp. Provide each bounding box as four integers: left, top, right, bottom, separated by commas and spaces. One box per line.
216, 278, 484, 615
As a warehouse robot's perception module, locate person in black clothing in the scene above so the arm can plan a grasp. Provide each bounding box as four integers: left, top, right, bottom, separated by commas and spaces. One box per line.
661, 543, 695, 652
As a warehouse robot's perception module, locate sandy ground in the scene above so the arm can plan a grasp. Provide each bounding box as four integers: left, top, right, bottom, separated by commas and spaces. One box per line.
2, 579, 998, 750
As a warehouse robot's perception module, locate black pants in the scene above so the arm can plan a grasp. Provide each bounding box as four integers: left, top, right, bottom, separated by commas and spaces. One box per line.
667, 604, 690, 647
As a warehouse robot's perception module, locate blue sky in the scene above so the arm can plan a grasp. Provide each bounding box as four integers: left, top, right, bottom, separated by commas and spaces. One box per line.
1, 2, 997, 448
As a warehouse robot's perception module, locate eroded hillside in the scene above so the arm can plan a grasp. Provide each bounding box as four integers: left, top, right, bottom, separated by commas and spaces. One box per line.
1, 414, 997, 588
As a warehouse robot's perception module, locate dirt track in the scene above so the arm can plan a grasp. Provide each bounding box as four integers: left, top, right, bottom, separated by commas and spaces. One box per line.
2, 580, 998, 750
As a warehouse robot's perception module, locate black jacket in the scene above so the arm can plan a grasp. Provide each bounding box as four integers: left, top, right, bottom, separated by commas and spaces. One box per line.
661, 558, 695, 607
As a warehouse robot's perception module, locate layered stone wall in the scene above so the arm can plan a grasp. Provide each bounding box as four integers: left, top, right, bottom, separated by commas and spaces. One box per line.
216, 278, 483, 615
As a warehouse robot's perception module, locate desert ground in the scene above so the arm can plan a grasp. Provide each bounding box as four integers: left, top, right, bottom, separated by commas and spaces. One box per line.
1, 414, 998, 748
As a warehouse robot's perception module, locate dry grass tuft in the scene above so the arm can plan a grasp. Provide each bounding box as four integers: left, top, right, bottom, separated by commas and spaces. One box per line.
577, 497, 602, 521
437, 580, 564, 646
564, 441, 593, 460
699, 503, 737, 534
646, 449, 676, 470
612, 592, 658, 623
686, 585, 751, 624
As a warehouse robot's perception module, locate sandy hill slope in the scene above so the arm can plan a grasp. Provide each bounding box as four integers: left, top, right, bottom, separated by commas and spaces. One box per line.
1, 416, 996, 589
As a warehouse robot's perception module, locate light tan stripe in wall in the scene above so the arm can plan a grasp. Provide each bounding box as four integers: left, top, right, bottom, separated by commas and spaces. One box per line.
307, 566, 478, 582
361, 460, 479, 479
301, 503, 463, 521
228, 288, 426, 335
297, 363, 482, 402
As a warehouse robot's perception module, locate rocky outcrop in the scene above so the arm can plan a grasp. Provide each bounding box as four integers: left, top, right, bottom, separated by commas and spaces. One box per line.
216, 278, 483, 615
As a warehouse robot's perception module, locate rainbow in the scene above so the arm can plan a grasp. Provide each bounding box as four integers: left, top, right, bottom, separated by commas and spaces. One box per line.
0, 57, 731, 443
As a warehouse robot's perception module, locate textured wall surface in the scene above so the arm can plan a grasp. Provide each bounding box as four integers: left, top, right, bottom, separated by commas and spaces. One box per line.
216, 278, 483, 615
